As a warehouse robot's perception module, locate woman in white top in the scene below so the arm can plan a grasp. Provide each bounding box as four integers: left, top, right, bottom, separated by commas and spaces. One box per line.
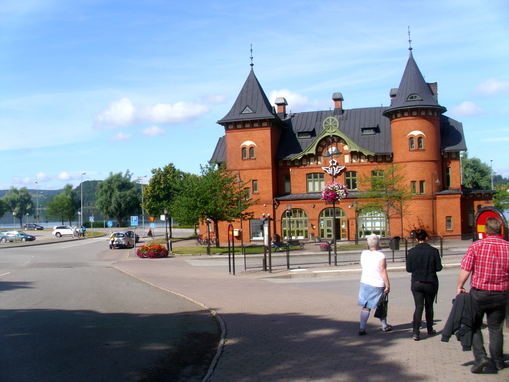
357, 234, 392, 335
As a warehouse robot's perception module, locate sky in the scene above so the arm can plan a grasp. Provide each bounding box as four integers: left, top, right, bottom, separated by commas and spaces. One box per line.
1, 0, 508, 191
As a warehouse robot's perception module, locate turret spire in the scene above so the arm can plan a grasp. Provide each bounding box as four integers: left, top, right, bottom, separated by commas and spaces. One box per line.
408, 26, 413, 51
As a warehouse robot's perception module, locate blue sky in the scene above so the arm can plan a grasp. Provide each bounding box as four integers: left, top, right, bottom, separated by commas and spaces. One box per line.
1, 0, 508, 191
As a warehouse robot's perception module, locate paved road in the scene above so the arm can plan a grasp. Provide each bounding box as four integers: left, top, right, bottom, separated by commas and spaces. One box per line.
0, 236, 219, 382
116, 240, 508, 382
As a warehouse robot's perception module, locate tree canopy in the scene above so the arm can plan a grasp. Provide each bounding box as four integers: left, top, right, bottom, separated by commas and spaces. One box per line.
142, 163, 189, 217
358, 164, 413, 237
1, 187, 34, 227
96, 170, 141, 226
172, 162, 256, 246
461, 154, 492, 190
46, 184, 79, 225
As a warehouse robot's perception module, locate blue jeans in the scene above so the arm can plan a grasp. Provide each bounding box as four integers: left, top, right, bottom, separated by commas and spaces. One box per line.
411, 281, 438, 333
470, 288, 508, 362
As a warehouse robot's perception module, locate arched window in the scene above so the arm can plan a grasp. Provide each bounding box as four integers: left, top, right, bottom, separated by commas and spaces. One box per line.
418, 137, 424, 149
358, 210, 386, 238
319, 207, 347, 240
249, 147, 255, 159
409, 137, 415, 150
241, 147, 247, 159
282, 208, 309, 240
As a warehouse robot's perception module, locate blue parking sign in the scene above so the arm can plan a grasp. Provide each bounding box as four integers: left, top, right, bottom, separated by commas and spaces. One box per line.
130, 216, 139, 226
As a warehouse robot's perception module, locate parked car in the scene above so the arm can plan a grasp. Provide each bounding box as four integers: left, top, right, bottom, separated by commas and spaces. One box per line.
23, 223, 44, 230
52, 225, 77, 238
0, 230, 36, 243
111, 231, 135, 249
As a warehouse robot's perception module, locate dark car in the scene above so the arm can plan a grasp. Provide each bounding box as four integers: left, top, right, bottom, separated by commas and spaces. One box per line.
23, 223, 44, 230
0, 230, 36, 243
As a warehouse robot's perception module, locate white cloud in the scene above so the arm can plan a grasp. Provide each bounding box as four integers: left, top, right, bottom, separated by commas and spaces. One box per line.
110, 132, 131, 142
474, 79, 509, 97
142, 125, 165, 137
36, 172, 49, 182
94, 98, 137, 129
12, 177, 32, 185
94, 97, 210, 129
57, 172, 72, 181
449, 101, 484, 117
202, 93, 227, 104
269, 89, 312, 112
140, 102, 209, 124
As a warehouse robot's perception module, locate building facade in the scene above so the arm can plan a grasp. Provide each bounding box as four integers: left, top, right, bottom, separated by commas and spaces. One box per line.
209, 50, 493, 245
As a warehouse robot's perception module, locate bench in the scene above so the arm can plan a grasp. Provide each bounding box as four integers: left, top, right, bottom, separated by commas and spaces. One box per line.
287, 240, 305, 250
271, 240, 305, 251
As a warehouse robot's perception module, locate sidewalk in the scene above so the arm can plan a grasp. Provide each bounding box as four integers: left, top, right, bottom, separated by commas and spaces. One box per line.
114, 241, 508, 382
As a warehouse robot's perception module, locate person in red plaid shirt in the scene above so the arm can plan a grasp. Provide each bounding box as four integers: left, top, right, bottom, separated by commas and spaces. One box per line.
457, 217, 509, 373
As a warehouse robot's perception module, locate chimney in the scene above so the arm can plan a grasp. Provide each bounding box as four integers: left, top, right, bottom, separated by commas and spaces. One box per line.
332, 92, 344, 115
275, 97, 288, 118
390, 88, 398, 99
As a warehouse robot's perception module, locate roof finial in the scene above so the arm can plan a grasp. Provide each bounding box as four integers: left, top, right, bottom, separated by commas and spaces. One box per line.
407, 26, 413, 51
250, 44, 254, 67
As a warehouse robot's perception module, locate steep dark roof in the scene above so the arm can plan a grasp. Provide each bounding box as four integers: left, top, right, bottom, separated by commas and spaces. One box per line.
217, 68, 278, 125
441, 116, 467, 152
276, 107, 392, 160
210, 136, 226, 163
210, 107, 466, 164
383, 51, 446, 116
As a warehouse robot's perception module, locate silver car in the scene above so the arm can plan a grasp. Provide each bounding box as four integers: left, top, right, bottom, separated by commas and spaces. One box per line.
111, 231, 135, 249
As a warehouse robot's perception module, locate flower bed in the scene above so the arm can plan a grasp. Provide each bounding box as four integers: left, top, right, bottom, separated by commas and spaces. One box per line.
319, 242, 330, 251
136, 244, 169, 258
321, 182, 349, 203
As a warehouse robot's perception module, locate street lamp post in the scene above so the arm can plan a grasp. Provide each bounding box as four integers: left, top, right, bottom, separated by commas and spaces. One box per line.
164, 208, 170, 252
285, 204, 292, 269
323, 136, 343, 266
431, 172, 441, 236
80, 172, 86, 228
137, 175, 147, 235
12, 211, 16, 228
236, 173, 244, 256
35, 181, 39, 223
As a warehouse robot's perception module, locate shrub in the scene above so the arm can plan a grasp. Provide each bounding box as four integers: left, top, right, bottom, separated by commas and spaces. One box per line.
136, 244, 169, 258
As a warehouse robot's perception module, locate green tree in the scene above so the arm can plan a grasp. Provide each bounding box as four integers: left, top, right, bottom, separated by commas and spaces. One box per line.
2, 187, 34, 227
493, 184, 509, 212
143, 163, 189, 218
171, 173, 202, 231
174, 162, 256, 247
358, 164, 413, 237
96, 170, 141, 227
46, 184, 79, 225
461, 154, 492, 190
0, 199, 7, 220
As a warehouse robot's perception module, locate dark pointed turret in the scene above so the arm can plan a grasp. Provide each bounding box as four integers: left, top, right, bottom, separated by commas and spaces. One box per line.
383, 51, 446, 117
217, 68, 277, 125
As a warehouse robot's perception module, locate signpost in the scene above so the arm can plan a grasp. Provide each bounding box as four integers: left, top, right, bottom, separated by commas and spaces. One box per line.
130, 216, 139, 227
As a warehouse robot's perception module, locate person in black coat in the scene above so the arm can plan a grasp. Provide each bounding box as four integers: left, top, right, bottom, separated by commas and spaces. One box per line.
406, 229, 443, 340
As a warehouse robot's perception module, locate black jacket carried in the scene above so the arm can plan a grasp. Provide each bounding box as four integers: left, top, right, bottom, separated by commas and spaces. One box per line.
441, 293, 475, 351
406, 242, 442, 283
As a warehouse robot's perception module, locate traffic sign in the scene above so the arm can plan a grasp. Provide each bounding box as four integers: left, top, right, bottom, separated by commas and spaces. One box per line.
130, 216, 139, 226
107, 221, 113, 228
89, 216, 94, 222
150, 223, 155, 229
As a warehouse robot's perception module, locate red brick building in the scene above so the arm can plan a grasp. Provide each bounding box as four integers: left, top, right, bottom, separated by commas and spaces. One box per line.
209, 50, 493, 244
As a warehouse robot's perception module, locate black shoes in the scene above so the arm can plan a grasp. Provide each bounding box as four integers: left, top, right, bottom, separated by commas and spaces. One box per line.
358, 329, 367, 335
471, 357, 490, 373
495, 360, 505, 370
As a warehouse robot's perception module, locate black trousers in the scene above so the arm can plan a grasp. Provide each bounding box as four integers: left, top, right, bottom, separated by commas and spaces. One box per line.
470, 288, 508, 362
411, 281, 438, 333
